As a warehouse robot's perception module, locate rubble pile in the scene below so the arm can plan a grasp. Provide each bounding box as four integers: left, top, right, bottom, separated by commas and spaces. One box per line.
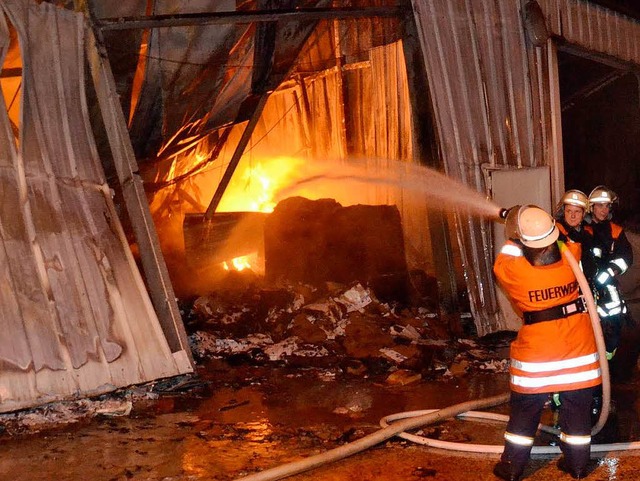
185, 280, 512, 380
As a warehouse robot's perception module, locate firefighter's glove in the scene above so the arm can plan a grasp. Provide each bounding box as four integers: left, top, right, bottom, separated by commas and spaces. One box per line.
595, 267, 615, 286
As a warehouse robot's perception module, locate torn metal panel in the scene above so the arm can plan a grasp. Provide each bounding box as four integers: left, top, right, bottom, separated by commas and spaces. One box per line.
0, 0, 191, 414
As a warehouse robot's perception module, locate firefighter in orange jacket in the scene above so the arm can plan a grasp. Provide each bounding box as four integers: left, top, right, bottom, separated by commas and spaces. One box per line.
493, 205, 602, 481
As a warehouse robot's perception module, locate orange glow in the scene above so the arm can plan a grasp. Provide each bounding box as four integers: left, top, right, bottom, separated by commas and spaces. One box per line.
217, 156, 304, 213
223, 255, 253, 272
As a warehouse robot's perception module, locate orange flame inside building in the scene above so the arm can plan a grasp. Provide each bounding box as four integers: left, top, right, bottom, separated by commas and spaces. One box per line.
214, 157, 305, 272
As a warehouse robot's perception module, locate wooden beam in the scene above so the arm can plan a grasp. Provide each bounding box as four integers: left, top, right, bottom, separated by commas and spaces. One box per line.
204, 94, 269, 219
561, 70, 625, 112
204, 10, 276, 219
85, 22, 194, 367
95, 6, 406, 31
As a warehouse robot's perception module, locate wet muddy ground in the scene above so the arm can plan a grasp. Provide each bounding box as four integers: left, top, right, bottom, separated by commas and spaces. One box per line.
3, 355, 640, 481
3, 277, 640, 481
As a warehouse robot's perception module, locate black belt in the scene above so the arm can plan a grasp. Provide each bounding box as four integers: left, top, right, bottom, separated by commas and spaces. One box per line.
523, 297, 586, 325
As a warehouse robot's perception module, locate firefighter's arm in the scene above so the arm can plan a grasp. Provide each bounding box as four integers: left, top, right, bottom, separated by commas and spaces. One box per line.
597, 231, 633, 285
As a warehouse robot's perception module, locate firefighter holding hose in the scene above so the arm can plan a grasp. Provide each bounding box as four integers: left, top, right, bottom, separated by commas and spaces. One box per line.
493, 205, 602, 481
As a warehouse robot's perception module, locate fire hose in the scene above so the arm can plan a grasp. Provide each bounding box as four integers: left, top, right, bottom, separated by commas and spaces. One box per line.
233, 243, 637, 481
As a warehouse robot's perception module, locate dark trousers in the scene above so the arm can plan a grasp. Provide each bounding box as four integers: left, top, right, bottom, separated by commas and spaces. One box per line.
502, 387, 596, 472
601, 313, 624, 355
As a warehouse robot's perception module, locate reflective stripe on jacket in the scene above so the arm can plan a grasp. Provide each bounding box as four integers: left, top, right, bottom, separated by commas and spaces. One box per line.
586, 221, 633, 275
494, 241, 602, 394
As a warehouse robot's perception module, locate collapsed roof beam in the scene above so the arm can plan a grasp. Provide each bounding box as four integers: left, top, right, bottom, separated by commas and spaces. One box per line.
95, 6, 406, 31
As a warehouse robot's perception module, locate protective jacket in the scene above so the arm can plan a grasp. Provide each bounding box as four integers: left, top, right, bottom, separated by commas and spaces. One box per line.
582, 220, 632, 359
494, 240, 601, 394
585, 220, 632, 279
556, 220, 590, 246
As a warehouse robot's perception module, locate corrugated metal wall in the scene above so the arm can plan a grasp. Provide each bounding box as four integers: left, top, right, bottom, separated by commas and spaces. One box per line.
0, 0, 192, 413
411, 0, 553, 334
541, 0, 640, 62
410, 0, 640, 335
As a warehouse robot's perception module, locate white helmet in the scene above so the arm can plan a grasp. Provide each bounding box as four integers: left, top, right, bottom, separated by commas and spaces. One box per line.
588, 185, 617, 209
561, 189, 589, 209
515, 205, 559, 248
554, 189, 588, 220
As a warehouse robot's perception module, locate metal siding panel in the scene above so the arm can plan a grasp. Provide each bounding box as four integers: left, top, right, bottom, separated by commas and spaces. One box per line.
0, 0, 189, 414
540, 0, 640, 64
597, 7, 608, 54
446, 0, 485, 179
440, 0, 476, 179
623, 18, 632, 61
466, 0, 494, 166
565, 0, 575, 42
606, 9, 616, 56
552, 0, 562, 33
476, 0, 508, 166
513, 0, 537, 168
497, 0, 523, 167
604, 9, 613, 55
585, 1, 592, 45
412, 0, 553, 334
576, 0, 586, 45
420, 0, 465, 179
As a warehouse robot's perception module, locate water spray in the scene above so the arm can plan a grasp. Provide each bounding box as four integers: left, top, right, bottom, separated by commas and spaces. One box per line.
272, 159, 504, 221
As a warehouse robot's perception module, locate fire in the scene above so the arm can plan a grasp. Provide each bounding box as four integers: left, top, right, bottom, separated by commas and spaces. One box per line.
245, 163, 275, 212
223, 255, 253, 272
217, 156, 304, 213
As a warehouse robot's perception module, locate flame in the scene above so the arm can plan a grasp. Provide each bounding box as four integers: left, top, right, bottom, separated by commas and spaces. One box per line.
222, 252, 260, 272
217, 156, 304, 213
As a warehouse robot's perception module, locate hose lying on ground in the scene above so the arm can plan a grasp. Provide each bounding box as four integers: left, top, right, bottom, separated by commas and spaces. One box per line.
233, 393, 510, 481
232, 245, 619, 481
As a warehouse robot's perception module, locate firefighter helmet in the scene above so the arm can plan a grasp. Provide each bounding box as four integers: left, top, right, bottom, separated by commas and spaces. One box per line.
516, 205, 559, 248
588, 185, 617, 208
554, 189, 589, 220
561, 189, 589, 209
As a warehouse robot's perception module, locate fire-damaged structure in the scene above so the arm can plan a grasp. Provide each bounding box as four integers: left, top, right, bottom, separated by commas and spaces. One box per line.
1, 0, 640, 412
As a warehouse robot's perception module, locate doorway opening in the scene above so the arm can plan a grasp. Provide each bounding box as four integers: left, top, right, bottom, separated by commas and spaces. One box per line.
557, 48, 640, 230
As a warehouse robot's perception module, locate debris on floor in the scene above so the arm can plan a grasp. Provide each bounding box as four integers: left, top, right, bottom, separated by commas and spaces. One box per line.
0, 279, 514, 433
